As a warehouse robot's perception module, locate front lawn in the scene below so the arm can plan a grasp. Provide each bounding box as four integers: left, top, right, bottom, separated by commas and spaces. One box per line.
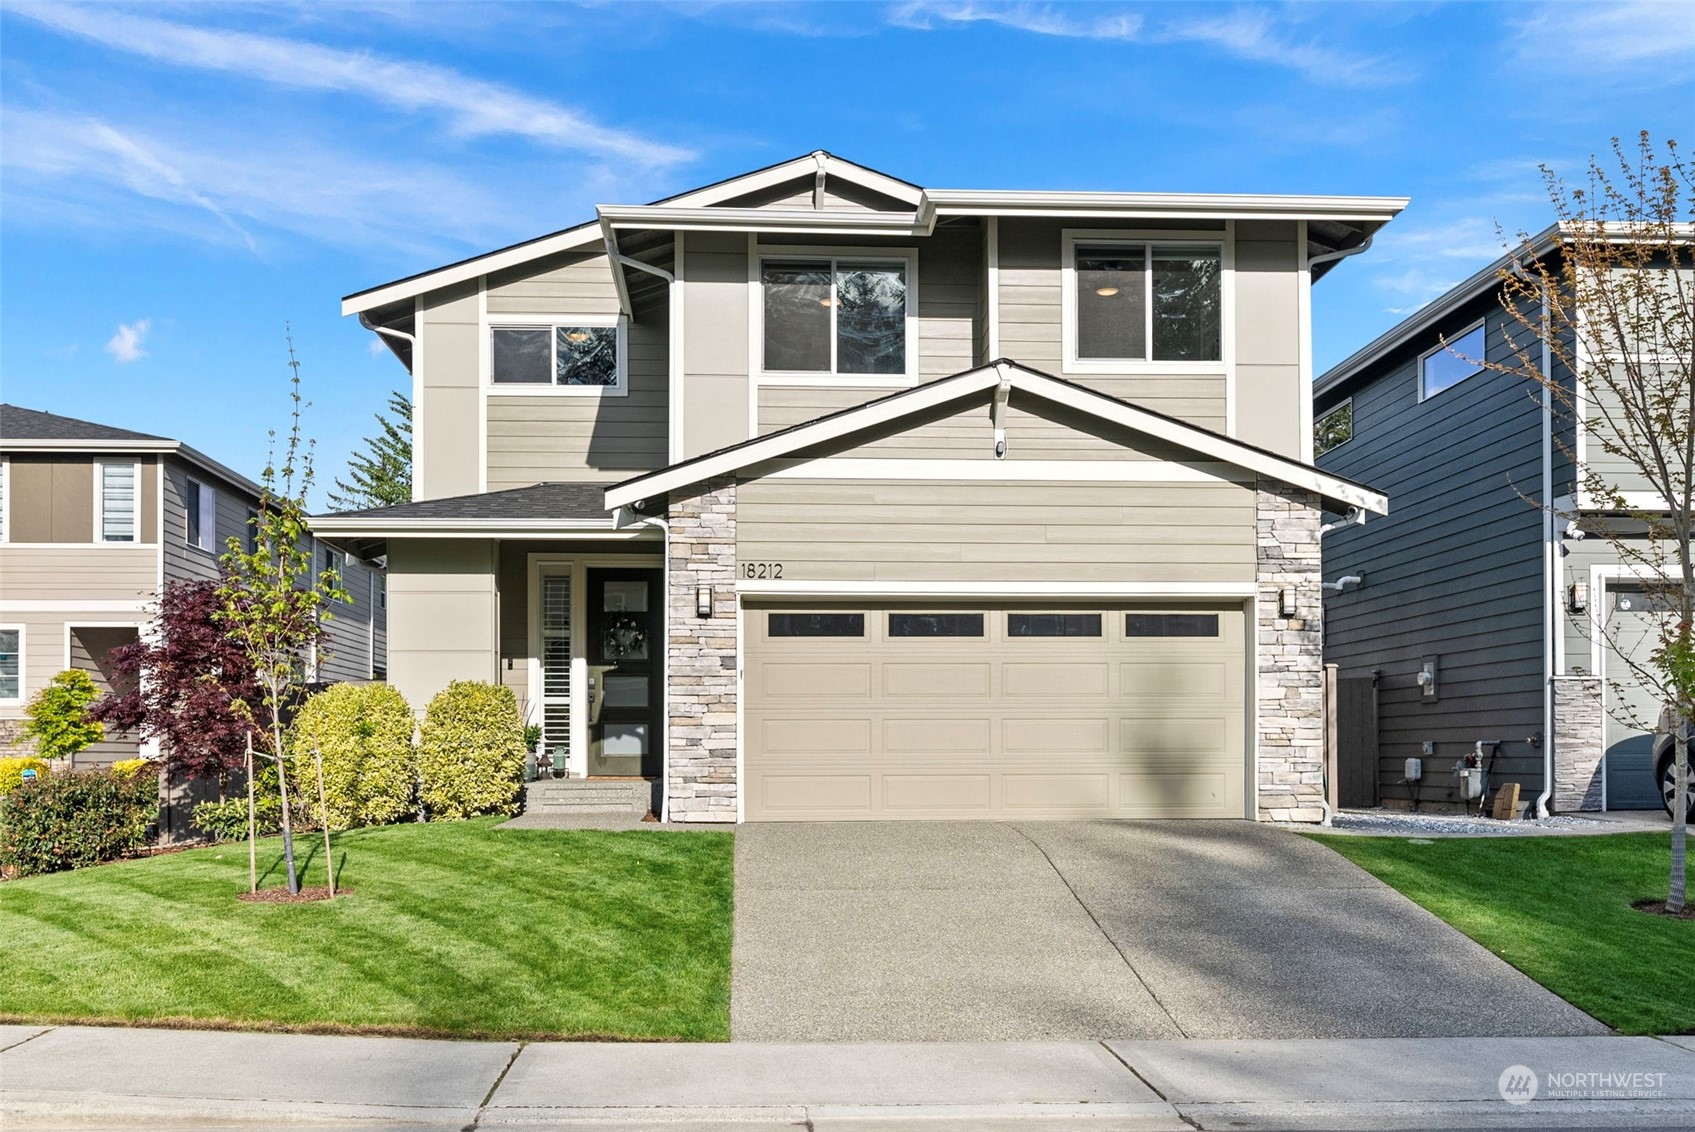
1309, 831, 1694, 1035
0, 818, 734, 1040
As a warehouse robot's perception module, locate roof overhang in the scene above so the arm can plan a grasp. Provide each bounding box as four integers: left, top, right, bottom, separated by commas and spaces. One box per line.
605, 361, 1388, 516
923, 189, 1408, 225
306, 515, 655, 561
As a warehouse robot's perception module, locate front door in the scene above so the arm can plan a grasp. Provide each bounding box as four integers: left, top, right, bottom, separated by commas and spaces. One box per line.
586, 568, 663, 778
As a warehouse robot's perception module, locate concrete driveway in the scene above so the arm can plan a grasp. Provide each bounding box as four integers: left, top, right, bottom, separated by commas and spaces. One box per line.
731, 820, 1610, 1041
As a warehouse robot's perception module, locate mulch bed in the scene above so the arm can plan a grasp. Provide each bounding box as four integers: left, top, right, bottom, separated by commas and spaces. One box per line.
238, 886, 353, 904
1633, 898, 1695, 921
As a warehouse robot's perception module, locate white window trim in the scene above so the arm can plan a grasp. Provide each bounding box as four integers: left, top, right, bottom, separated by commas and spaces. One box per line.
185, 476, 217, 554
0, 624, 23, 707
1417, 317, 1487, 402
0, 456, 9, 543
484, 313, 629, 397
1061, 228, 1233, 377
750, 244, 921, 387
94, 459, 142, 544
1314, 397, 1354, 456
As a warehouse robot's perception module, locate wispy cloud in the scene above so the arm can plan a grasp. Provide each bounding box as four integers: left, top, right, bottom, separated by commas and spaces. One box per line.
12, 4, 693, 167
1510, 1, 1695, 67
885, 2, 1397, 85
888, 2, 1141, 40
105, 319, 150, 364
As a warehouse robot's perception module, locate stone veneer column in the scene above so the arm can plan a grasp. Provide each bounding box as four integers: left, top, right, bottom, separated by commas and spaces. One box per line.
1256, 477, 1326, 823
665, 479, 739, 822
1553, 676, 1605, 812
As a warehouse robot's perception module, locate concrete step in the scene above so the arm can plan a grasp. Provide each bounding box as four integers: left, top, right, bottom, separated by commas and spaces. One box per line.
523, 779, 653, 816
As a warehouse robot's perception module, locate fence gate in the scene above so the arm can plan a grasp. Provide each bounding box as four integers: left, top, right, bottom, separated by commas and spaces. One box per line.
1335, 676, 1379, 809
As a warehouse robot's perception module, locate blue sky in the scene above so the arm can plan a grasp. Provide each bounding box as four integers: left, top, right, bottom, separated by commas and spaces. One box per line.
2, 1, 1690, 503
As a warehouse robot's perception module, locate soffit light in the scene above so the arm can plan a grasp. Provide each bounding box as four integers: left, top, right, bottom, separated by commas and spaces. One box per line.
563, 329, 591, 343
1095, 285, 1120, 297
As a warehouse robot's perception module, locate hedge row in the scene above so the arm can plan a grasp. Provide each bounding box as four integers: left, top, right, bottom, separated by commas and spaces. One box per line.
0, 763, 158, 877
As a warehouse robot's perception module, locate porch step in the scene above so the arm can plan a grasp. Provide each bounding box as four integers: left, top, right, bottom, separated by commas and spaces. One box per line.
523, 779, 653, 816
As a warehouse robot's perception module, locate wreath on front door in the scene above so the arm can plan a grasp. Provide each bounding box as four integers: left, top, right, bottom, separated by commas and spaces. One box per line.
602, 615, 647, 659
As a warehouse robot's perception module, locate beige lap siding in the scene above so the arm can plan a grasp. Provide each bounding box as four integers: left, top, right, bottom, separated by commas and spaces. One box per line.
666, 480, 739, 822
735, 479, 1257, 584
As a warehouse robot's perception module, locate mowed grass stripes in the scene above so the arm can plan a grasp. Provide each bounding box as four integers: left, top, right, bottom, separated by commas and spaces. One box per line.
0, 818, 734, 1041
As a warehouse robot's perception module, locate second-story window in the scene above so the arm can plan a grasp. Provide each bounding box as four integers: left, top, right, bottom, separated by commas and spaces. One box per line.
762, 257, 909, 376
96, 461, 138, 543
185, 478, 217, 553
1419, 320, 1486, 400
490, 319, 624, 393
1314, 400, 1353, 456
1067, 239, 1223, 367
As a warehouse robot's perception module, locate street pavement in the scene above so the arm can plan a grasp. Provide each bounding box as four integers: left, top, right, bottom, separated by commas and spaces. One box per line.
5, 1025, 1694, 1130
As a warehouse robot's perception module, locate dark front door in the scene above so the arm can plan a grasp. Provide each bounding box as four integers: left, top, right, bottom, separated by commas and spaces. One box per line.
586, 568, 663, 778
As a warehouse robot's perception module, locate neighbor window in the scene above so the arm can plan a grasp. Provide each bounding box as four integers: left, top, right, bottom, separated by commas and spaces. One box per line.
97, 461, 138, 543
768, 612, 865, 637
490, 321, 623, 390
762, 257, 909, 376
1008, 613, 1103, 638
185, 478, 216, 552
244, 507, 259, 555
1071, 241, 1222, 365
1126, 613, 1219, 638
889, 613, 984, 638
1419, 321, 1486, 400
1314, 400, 1353, 456
0, 628, 19, 703
320, 543, 341, 580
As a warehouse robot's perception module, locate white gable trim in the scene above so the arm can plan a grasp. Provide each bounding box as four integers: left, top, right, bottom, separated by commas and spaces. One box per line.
604, 361, 1388, 514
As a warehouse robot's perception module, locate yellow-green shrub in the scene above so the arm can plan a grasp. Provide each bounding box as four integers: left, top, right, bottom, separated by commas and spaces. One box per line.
0, 757, 51, 795
291, 683, 417, 830
110, 758, 154, 778
417, 681, 525, 820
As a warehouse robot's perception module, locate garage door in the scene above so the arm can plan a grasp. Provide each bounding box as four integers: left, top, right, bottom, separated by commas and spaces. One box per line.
744, 603, 1247, 821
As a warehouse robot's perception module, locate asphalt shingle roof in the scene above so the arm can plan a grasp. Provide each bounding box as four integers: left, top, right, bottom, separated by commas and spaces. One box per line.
0, 404, 171, 444
319, 481, 613, 523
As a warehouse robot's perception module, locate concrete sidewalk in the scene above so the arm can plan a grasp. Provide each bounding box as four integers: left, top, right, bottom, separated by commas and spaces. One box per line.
5, 1025, 1695, 1130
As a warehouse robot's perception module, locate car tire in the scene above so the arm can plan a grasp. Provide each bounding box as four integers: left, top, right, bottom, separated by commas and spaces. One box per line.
1660, 749, 1695, 823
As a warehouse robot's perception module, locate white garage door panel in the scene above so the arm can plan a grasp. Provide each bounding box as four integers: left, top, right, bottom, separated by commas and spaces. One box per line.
744, 603, 1248, 821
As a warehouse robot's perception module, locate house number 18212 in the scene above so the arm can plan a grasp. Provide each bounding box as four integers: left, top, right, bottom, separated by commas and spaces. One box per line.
741, 562, 783, 579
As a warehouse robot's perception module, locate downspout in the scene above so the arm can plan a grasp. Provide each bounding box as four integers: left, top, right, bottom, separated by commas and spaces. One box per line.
358, 312, 416, 353
1306, 232, 1376, 272
1537, 287, 1557, 818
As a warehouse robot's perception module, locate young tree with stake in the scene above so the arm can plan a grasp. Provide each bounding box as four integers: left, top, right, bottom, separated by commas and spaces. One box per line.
217, 332, 348, 894
1493, 132, 1692, 913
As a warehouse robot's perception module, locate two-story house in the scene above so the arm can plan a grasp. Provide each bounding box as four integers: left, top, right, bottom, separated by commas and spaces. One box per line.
0, 404, 388, 764
1314, 225, 1685, 818
316, 152, 1404, 824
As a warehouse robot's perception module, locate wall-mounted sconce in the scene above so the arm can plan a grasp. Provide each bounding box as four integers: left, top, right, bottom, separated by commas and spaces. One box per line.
1417, 656, 1440, 701
697, 585, 712, 618
1566, 582, 1589, 614
1278, 587, 1297, 618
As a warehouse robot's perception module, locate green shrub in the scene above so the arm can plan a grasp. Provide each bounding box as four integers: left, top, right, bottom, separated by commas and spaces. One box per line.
192, 789, 282, 843
290, 683, 416, 830
417, 681, 525, 820
0, 757, 52, 795
20, 670, 105, 762
0, 767, 158, 876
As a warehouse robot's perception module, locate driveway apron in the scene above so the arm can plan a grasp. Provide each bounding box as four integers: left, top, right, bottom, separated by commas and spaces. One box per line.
731, 820, 1609, 1042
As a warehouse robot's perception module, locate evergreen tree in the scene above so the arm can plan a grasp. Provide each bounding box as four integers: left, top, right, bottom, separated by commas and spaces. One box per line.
327, 391, 411, 510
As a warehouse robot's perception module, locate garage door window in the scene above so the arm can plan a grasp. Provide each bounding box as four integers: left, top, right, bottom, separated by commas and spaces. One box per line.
1007, 613, 1102, 637
888, 613, 984, 637
769, 612, 865, 637
1126, 613, 1219, 637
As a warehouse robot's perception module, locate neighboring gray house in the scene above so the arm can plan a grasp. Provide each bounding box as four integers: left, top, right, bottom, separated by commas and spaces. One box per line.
317, 151, 1404, 825
0, 405, 388, 764
1314, 226, 1678, 816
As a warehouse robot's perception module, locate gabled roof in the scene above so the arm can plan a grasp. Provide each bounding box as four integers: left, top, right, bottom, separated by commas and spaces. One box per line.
0, 403, 264, 496
313, 481, 616, 527
604, 361, 1388, 516
342, 151, 920, 316
344, 150, 1407, 317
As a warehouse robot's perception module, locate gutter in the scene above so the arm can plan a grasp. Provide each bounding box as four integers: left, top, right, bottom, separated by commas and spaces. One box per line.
1306, 232, 1376, 272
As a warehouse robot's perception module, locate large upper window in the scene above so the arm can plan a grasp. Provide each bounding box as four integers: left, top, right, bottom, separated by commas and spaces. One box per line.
97, 461, 138, 543
762, 256, 910, 377
1419, 321, 1485, 400
1067, 238, 1223, 368
490, 319, 624, 392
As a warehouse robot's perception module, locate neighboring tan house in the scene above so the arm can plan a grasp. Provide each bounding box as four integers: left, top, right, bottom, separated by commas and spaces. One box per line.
0, 405, 388, 764
316, 151, 1404, 824
1314, 225, 1682, 817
